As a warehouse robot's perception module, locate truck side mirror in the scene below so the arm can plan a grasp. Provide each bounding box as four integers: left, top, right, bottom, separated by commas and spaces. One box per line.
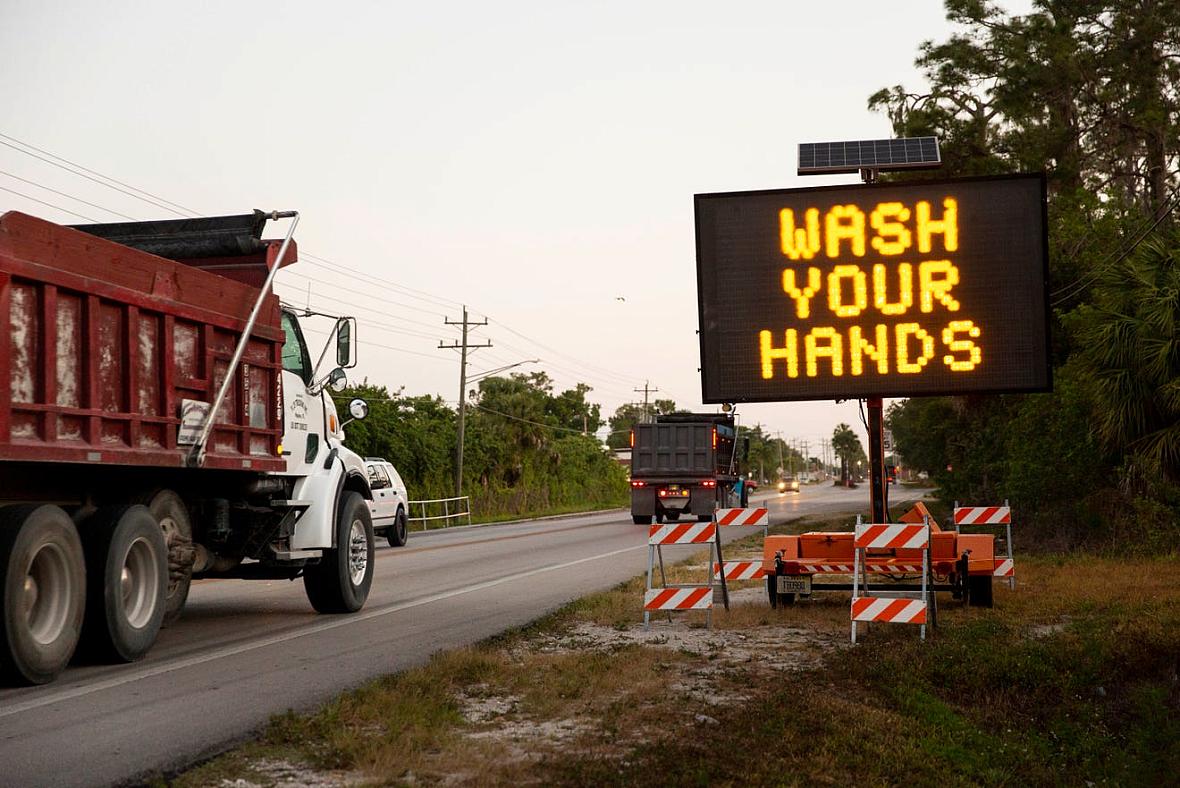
336, 318, 357, 369
348, 398, 369, 421
342, 397, 369, 428
327, 367, 348, 393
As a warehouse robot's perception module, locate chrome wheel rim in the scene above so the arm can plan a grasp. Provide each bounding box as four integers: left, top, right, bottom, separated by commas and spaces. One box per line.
24, 542, 71, 646
348, 518, 368, 586
121, 536, 160, 629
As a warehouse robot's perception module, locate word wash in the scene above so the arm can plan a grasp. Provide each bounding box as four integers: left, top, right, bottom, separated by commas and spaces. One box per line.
758, 198, 980, 379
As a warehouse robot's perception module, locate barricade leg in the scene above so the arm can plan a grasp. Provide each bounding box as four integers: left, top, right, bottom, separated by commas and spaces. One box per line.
851, 514, 862, 644
1005, 498, 1015, 591
920, 514, 930, 641
644, 545, 655, 629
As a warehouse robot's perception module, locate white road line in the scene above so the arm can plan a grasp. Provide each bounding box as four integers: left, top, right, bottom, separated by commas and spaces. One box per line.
0, 543, 646, 719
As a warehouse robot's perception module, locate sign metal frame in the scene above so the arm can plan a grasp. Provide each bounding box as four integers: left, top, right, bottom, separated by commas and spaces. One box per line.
694, 172, 1052, 404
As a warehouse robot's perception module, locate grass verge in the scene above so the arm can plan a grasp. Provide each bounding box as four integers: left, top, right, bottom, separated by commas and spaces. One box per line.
171, 520, 1179, 787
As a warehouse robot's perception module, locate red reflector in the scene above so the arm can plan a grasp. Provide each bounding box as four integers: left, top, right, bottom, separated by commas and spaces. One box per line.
630, 480, 646, 488
701, 480, 717, 488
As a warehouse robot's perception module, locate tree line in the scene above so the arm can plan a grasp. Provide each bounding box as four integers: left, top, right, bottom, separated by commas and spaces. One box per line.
338, 373, 628, 521
875, 0, 1179, 552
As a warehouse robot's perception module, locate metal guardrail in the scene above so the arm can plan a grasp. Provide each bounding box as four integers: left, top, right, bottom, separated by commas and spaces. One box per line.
407, 495, 472, 530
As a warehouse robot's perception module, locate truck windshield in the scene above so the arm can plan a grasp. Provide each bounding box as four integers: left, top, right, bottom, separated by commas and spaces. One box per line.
281, 311, 313, 385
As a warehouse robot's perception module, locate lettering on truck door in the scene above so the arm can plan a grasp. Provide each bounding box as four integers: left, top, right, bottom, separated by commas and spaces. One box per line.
280, 312, 326, 473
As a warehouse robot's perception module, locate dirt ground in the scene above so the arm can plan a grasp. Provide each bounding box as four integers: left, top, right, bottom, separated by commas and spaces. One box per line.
204, 584, 844, 787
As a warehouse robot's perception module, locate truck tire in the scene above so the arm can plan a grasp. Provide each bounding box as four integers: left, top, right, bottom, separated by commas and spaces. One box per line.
0, 505, 86, 685
135, 490, 193, 626
304, 492, 374, 614
967, 574, 994, 608
387, 505, 408, 548
79, 506, 167, 663
632, 515, 651, 525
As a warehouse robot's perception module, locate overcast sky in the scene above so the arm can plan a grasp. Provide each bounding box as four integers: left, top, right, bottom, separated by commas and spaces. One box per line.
0, 1, 1029, 461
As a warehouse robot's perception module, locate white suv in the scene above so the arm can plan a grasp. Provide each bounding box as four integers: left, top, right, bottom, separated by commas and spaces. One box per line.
364, 458, 410, 547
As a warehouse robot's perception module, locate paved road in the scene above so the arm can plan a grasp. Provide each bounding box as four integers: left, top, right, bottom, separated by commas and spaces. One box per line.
0, 483, 917, 787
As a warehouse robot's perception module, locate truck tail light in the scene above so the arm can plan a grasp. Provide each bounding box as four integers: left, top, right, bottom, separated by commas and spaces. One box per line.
701, 479, 717, 488
630, 480, 646, 488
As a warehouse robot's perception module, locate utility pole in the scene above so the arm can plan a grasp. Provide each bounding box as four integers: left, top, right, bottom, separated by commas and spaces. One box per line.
634, 380, 659, 423
776, 431, 784, 479
438, 306, 492, 497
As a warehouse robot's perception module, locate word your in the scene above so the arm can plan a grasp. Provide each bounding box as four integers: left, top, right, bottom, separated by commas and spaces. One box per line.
759, 321, 982, 378
782, 260, 959, 319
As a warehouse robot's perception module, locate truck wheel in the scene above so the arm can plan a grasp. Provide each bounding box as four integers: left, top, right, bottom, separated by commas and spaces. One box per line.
632, 515, 652, 525
387, 506, 408, 548
304, 492, 374, 614
135, 490, 193, 626
79, 506, 167, 663
0, 505, 86, 685
967, 574, 994, 608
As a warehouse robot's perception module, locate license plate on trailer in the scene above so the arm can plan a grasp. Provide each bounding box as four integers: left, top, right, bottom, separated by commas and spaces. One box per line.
777, 576, 812, 595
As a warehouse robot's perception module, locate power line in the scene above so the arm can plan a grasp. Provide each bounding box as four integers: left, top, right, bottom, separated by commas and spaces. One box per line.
300, 324, 452, 363
0, 136, 193, 217
0, 131, 199, 216
0, 170, 138, 221
0, 185, 100, 222
1050, 186, 1180, 306
300, 252, 464, 310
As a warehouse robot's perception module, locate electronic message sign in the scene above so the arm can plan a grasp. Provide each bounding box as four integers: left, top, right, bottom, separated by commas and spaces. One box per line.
695, 174, 1050, 403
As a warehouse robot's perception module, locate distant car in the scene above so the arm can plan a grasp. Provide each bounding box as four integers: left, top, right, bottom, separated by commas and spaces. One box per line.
364, 458, 410, 547
777, 478, 800, 494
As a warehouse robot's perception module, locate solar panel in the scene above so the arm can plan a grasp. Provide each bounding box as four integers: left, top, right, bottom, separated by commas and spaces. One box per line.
797, 137, 941, 175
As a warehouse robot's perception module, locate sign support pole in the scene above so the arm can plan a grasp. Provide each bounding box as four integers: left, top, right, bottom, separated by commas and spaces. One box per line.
867, 396, 887, 524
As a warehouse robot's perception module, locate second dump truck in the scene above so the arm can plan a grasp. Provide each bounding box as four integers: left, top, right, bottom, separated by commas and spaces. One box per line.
629, 413, 746, 524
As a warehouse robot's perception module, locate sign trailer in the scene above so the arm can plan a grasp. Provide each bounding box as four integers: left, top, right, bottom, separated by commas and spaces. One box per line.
694, 143, 1050, 521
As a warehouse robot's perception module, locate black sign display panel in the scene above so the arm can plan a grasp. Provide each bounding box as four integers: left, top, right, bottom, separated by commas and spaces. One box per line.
694, 174, 1050, 403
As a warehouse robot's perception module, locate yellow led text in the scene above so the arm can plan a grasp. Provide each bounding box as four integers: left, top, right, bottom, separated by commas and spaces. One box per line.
780, 197, 957, 261
782, 261, 959, 318
759, 321, 982, 379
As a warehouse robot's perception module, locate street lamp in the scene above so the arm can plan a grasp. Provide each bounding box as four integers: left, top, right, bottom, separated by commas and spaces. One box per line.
466, 359, 540, 385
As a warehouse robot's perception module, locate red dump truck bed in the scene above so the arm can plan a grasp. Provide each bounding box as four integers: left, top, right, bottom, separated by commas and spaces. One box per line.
0, 211, 288, 472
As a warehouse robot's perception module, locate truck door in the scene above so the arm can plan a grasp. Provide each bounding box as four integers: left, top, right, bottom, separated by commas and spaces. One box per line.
280, 311, 327, 474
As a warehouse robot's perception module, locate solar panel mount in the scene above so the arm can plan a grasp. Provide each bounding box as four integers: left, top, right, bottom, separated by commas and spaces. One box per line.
797, 137, 941, 176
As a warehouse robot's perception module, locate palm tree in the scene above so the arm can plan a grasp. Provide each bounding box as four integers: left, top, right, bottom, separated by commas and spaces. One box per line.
1073, 231, 1180, 486
831, 423, 863, 486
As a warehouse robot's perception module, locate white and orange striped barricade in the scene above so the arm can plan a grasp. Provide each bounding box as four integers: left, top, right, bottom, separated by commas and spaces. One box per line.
851, 515, 933, 643
716, 506, 770, 538
711, 560, 765, 582
954, 501, 1014, 590
644, 519, 724, 628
